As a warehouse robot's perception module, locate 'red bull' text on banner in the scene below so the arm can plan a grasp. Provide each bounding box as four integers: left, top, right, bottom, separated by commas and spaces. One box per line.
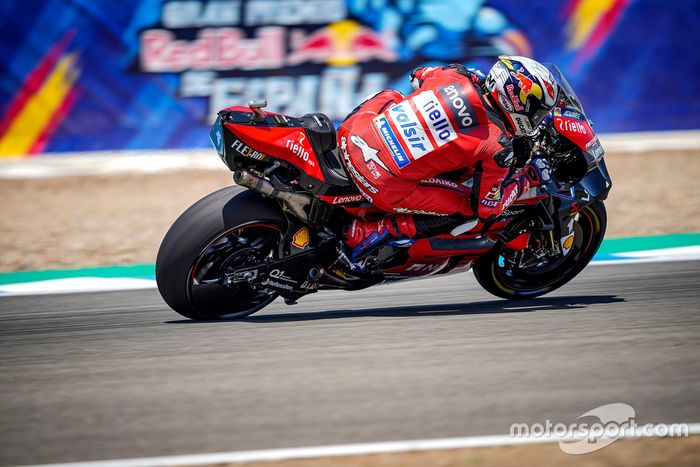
0, 0, 698, 155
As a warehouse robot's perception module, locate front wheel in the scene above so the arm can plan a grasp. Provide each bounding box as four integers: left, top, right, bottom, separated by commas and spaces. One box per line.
473, 200, 607, 299
156, 186, 287, 320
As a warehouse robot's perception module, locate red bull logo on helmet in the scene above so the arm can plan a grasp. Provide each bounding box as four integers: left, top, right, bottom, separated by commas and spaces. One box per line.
288, 20, 397, 66
511, 67, 543, 105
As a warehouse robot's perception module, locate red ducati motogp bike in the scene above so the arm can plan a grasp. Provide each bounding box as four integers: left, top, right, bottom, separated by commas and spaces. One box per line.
156, 64, 611, 320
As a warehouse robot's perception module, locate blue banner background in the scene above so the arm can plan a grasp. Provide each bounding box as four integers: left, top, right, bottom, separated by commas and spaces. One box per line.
0, 0, 698, 154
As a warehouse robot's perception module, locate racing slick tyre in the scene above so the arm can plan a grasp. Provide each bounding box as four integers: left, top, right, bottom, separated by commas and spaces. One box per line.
156, 186, 287, 320
473, 200, 607, 300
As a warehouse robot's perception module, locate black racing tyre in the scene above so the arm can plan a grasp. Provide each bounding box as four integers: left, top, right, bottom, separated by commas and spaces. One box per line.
473, 200, 607, 300
156, 186, 287, 320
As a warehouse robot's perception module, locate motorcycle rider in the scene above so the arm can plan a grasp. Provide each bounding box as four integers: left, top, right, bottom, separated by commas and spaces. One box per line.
337, 55, 559, 260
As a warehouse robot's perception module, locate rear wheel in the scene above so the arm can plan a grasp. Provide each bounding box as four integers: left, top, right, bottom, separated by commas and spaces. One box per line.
156, 186, 287, 320
473, 200, 606, 299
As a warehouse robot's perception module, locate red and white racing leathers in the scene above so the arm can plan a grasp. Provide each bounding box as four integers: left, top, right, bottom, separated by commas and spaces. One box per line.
337, 65, 531, 224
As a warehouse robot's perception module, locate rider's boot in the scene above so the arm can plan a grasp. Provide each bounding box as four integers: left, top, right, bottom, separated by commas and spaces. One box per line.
344, 215, 417, 261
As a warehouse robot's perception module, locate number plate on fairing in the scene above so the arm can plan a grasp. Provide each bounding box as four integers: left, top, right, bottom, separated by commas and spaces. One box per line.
209, 116, 225, 161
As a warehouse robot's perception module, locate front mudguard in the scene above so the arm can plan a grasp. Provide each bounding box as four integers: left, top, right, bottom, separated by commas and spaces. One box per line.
575, 159, 612, 202
551, 159, 612, 235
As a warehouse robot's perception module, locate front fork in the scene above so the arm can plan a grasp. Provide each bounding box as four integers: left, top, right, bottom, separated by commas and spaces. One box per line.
534, 158, 611, 250
543, 159, 612, 255
497, 159, 611, 271
498, 192, 577, 260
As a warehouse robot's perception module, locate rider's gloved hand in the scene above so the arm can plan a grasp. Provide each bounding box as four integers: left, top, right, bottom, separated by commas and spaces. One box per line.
523, 157, 552, 188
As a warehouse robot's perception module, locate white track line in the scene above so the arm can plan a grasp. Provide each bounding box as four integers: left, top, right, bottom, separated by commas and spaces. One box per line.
0, 278, 156, 296
1, 249, 699, 297
21, 424, 700, 467
1, 130, 698, 179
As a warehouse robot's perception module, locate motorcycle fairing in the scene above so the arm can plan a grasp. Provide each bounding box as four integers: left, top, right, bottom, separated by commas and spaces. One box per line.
552, 108, 595, 150
215, 108, 362, 196
226, 123, 324, 180
545, 63, 605, 170
574, 159, 612, 202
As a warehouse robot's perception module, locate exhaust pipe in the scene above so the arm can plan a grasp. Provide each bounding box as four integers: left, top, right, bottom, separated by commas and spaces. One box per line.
233, 169, 311, 221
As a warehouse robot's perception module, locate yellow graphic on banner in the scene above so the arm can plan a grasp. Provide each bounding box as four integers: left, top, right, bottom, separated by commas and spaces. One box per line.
0, 53, 80, 157
567, 0, 616, 49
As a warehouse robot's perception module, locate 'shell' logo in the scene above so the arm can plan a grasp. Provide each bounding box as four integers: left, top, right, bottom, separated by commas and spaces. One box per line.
292, 228, 310, 249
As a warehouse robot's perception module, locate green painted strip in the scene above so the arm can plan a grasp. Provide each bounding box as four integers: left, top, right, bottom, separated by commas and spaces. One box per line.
0, 264, 154, 285
596, 233, 700, 255
1, 233, 699, 286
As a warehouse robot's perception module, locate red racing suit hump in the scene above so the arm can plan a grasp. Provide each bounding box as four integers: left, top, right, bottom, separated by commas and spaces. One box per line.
339, 64, 522, 222
373, 65, 510, 180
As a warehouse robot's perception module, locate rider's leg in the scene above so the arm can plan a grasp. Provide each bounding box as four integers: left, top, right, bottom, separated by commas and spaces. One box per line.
344, 178, 475, 260
378, 177, 473, 217
345, 214, 417, 260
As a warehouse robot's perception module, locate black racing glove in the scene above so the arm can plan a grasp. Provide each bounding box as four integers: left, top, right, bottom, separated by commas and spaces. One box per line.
523, 157, 552, 188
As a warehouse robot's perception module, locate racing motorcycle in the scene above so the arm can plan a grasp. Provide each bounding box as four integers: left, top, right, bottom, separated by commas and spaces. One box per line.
156, 64, 611, 320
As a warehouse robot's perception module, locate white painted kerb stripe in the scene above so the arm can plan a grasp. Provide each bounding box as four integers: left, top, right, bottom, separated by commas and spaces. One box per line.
600, 129, 700, 153
20, 424, 700, 467
0, 277, 156, 296
1, 248, 699, 297
591, 245, 700, 265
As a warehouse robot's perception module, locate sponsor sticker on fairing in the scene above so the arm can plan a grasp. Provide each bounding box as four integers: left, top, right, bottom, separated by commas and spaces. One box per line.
562, 109, 584, 121
412, 90, 457, 147
373, 115, 411, 168
560, 233, 575, 255
284, 131, 315, 167
501, 207, 526, 217
230, 137, 267, 161
210, 118, 224, 157
331, 194, 364, 204
386, 103, 433, 159
291, 228, 310, 249
556, 118, 587, 135
586, 138, 605, 160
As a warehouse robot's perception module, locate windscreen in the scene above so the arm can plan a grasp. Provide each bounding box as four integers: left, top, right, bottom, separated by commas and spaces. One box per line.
544, 63, 585, 115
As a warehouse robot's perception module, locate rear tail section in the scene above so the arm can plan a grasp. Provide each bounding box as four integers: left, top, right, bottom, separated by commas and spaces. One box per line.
214, 105, 359, 198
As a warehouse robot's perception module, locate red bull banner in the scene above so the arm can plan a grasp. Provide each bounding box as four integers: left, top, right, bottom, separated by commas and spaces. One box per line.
1, 0, 699, 155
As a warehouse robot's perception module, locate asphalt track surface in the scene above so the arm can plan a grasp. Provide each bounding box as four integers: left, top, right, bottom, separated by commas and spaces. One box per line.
1, 260, 699, 466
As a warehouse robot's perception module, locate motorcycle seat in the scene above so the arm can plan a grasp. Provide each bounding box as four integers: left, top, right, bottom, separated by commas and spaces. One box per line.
300, 113, 352, 187
300, 113, 336, 153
